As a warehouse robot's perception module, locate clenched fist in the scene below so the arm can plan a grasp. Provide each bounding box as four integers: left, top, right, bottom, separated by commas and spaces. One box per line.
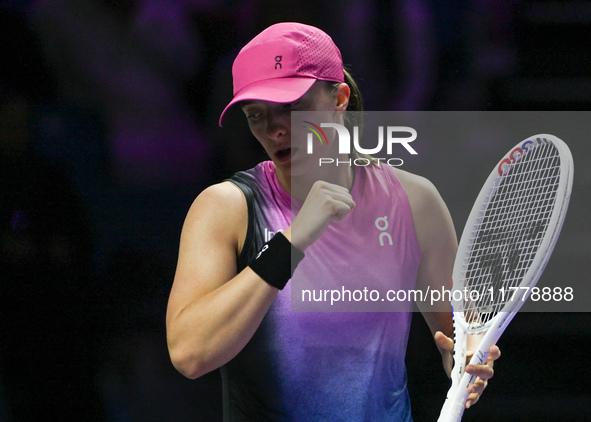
289, 180, 356, 251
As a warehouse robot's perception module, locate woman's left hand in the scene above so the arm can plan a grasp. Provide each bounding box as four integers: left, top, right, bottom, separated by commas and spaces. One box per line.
434, 331, 501, 408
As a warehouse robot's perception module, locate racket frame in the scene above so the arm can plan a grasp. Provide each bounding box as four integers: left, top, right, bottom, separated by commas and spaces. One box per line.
438, 134, 573, 422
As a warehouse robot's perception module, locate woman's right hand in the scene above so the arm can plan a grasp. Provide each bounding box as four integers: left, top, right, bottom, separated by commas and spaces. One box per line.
286, 180, 355, 251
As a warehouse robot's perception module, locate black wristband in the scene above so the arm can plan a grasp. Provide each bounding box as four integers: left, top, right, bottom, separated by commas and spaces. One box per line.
248, 232, 305, 290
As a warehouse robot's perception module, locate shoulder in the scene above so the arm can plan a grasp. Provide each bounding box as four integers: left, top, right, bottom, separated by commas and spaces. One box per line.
392, 167, 443, 211
392, 167, 455, 253
189, 181, 246, 218
182, 181, 248, 255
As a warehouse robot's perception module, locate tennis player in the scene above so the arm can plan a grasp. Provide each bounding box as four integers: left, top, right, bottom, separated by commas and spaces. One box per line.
166, 22, 500, 421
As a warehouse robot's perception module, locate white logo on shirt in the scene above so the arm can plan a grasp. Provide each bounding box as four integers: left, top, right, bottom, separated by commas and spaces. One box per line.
375, 216, 393, 246
264, 227, 284, 242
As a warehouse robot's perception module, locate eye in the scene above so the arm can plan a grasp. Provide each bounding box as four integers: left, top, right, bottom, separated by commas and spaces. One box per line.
242, 106, 264, 122
246, 112, 262, 120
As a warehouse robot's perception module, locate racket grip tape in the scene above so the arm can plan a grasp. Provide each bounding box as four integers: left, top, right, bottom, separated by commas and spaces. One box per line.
438, 399, 466, 422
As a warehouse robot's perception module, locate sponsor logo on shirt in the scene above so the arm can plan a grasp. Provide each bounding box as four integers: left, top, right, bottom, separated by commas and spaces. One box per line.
375, 216, 393, 246
264, 227, 284, 242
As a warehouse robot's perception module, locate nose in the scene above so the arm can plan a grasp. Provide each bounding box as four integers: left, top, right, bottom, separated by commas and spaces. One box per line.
265, 111, 289, 141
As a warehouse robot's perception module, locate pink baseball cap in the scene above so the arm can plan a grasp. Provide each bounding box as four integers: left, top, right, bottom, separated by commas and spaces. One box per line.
218, 22, 345, 126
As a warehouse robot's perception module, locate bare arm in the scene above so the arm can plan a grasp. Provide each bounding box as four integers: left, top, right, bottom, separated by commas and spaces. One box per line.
166, 180, 355, 379
397, 168, 500, 407
166, 182, 280, 379
395, 169, 456, 341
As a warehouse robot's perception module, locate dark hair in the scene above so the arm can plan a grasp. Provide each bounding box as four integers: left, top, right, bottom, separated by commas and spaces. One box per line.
342, 68, 363, 113
331, 69, 376, 163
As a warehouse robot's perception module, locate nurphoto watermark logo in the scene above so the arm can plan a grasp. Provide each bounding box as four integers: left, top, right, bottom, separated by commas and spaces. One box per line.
302, 120, 418, 167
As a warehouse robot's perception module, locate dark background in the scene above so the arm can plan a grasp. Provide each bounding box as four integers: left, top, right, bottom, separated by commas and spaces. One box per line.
1, 0, 589, 421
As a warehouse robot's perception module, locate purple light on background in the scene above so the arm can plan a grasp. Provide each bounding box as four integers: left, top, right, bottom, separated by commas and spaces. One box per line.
11, 210, 29, 233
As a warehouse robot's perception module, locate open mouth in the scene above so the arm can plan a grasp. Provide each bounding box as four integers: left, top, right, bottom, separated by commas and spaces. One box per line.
276, 147, 291, 160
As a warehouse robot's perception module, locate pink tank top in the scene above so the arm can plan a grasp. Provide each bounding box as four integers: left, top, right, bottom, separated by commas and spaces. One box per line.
223, 161, 421, 421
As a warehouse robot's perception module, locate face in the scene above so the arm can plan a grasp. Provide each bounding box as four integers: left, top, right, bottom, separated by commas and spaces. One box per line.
241, 81, 350, 178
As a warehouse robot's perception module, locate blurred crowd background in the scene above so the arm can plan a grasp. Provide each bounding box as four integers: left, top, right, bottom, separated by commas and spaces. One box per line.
1, 0, 590, 421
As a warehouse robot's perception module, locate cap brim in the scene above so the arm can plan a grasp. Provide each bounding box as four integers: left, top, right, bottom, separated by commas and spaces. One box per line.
218, 77, 316, 127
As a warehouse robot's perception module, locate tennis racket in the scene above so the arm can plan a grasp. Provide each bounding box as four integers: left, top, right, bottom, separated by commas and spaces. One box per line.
437, 134, 574, 422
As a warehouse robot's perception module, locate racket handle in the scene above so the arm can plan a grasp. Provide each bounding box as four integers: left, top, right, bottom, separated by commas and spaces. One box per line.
438, 314, 516, 422
438, 338, 495, 422
438, 345, 492, 421
437, 397, 466, 422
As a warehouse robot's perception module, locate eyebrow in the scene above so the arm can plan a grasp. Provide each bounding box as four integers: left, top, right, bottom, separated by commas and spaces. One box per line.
240, 101, 255, 106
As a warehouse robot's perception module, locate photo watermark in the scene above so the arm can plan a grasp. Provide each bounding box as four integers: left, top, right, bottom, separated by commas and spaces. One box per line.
288, 111, 589, 313
302, 120, 418, 167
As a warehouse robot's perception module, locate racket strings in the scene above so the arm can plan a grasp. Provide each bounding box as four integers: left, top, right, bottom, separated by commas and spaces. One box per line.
461, 140, 561, 326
